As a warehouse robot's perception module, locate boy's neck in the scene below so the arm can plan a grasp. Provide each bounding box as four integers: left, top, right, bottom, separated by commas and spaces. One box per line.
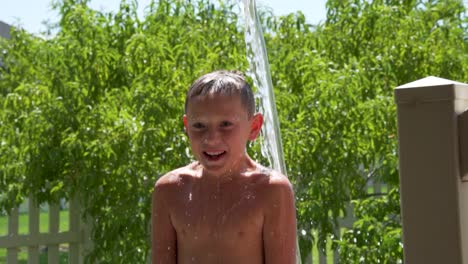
193, 156, 258, 180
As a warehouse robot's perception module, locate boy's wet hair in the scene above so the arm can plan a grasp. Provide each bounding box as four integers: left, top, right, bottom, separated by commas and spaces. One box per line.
185, 70, 256, 117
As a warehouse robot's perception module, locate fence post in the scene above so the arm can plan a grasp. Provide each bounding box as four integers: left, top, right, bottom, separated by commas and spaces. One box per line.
7, 207, 19, 264
395, 76, 468, 264
69, 196, 81, 264
69, 195, 93, 264
48, 203, 60, 264
28, 196, 40, 264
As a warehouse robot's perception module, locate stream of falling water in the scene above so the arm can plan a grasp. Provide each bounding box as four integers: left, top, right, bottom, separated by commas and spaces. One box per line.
240, 0, 286, 175
240, 0, 301, 263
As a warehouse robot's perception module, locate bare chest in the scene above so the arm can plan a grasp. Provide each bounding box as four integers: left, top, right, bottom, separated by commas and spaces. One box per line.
170, 183, 264, 244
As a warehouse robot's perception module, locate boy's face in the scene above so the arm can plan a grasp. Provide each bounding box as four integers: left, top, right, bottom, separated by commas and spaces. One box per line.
183, 93, 262, 176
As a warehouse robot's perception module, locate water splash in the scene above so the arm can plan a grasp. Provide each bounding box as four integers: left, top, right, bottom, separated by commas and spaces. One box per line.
240, 0, 286, 175
240, 1, 301, 263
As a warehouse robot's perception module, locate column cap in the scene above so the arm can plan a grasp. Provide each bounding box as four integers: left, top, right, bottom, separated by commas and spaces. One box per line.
395, 76, 468, 105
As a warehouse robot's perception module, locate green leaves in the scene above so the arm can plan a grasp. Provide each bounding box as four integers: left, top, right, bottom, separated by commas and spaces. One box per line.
335, 188, 403, 263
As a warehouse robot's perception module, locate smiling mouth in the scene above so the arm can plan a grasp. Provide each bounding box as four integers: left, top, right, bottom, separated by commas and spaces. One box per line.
203, 151, 226, 161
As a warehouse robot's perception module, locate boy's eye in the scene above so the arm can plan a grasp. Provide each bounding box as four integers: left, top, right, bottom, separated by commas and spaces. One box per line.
220, 121, 232, 127
192, 123, 205, 129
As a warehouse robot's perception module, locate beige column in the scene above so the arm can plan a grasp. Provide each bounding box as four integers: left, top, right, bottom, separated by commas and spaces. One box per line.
395, 76, 468, 264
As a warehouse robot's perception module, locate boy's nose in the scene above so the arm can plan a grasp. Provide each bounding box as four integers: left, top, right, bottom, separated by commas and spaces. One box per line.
203, 129, 221, 145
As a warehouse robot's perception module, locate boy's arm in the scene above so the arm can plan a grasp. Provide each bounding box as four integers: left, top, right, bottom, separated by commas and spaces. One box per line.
152, 178, 177, 264
263, 176, 297, 264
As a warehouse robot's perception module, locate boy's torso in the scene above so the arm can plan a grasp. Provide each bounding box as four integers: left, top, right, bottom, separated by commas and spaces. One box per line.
166, 164, 272, 263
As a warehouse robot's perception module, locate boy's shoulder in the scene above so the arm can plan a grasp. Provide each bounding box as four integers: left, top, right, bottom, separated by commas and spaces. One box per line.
256, 165, 292, 186
252, 166, 295, 212
155, 162, 199, 188
253, 165, 294, 197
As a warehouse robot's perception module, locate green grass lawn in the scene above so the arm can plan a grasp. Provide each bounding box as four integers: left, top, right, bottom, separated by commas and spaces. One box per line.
0, 210, 69, 235
0, 210, 70, 263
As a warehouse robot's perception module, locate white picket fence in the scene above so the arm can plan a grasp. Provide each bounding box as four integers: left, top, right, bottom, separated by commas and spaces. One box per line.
301, 204, 355, 264
0, 195, 91, 264
303, 181, 386, 264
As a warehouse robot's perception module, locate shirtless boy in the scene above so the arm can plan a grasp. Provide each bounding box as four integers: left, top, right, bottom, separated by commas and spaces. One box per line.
152, 70, 297, 264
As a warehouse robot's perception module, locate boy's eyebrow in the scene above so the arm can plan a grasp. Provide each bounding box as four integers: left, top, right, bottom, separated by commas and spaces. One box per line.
186, 115, 243, 121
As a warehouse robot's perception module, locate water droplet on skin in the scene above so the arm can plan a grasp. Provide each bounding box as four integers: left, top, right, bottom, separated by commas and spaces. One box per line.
189, 192, 192, 201
194, 236, 198, 240
168, 246, 171, 250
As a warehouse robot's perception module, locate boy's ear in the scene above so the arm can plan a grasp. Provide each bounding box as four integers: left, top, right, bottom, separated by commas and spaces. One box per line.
248, 113, 263, 141
183, 115, 188, 134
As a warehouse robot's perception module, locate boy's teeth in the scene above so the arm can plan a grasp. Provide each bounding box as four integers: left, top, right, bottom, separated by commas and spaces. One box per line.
207, 151, 224, 155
